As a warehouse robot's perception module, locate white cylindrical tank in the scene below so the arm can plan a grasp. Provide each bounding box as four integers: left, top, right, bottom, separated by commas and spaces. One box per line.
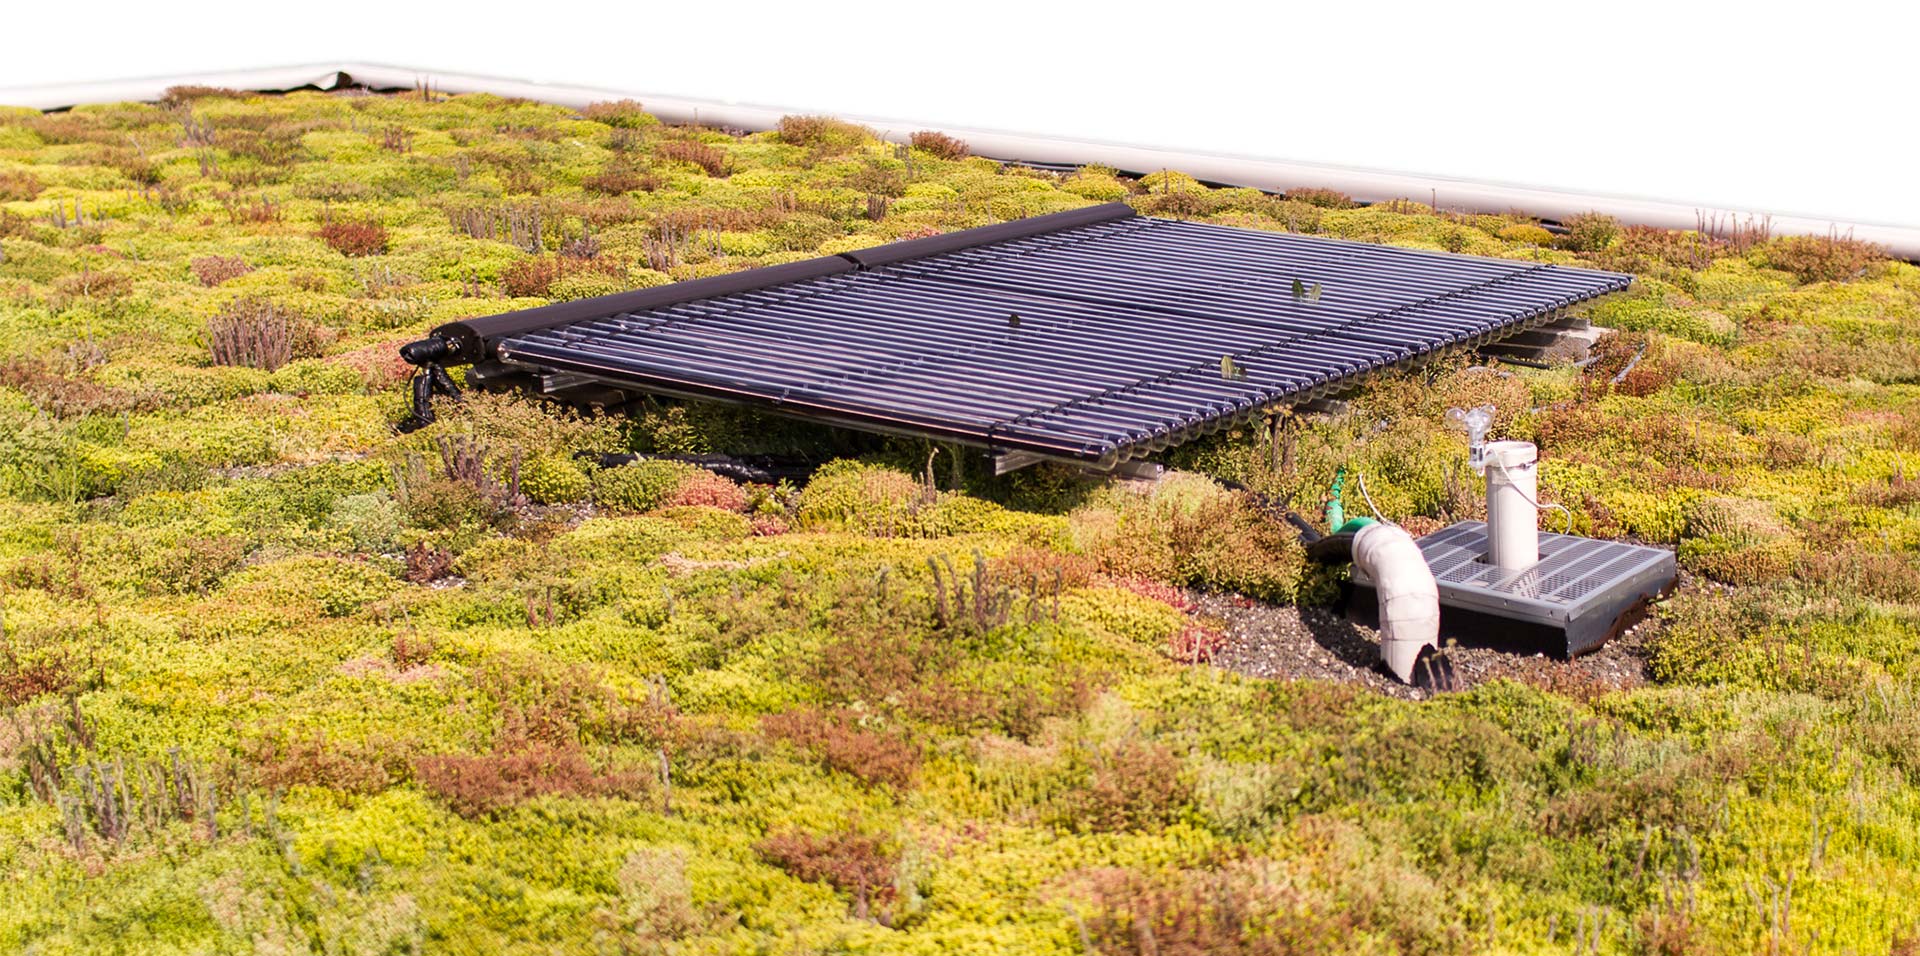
1483, 440, 1540, 569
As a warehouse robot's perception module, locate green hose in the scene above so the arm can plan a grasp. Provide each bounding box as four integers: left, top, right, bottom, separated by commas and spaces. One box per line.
1325, 466, 1376, 535
1327, 466, 1346, 530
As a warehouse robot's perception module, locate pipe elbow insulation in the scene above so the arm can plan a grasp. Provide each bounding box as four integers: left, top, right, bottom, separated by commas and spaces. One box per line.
399, 335, 453, 367
1351, 523, 1441, 684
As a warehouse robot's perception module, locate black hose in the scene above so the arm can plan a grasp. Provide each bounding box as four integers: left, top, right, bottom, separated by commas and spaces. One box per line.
395, 335, 465, 433
396, 361, 463, 433
1284, 511, 1324, 543
589, 452, 819, 485
1218, 477, 1326, 547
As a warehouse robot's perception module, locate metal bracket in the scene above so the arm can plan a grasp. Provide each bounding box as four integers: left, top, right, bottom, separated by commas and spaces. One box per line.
992, 450, 1050, 475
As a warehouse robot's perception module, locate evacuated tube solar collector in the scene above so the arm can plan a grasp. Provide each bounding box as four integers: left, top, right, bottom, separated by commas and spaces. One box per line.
398, 203, 1633, 473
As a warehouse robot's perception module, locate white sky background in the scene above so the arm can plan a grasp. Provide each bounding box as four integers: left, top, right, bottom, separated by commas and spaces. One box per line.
3, 0, 1915, 228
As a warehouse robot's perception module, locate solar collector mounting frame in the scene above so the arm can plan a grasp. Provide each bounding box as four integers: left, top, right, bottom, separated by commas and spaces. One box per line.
405, 203, 1630, 470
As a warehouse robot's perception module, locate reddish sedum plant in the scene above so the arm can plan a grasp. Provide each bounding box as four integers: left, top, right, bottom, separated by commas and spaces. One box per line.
190, 255, 251, 287
582, 99, 652, 128
316, 220, 389, 257
656, 140, 729, 177
666, 471, 748, 511
908, 130, 969, 160
414, 739, 643, 819
762, 707, 920, 789
1761, 233, 1884, 283
756, 828, 898, 920
501, 255, 622, 298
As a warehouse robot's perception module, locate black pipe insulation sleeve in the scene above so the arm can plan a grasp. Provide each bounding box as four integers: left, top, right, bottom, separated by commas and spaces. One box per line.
1304, 531, 1357, 564
424, 203, 1138, 365
399, 336, 453, 367
431, 255, 857, 365
838, 202, 1135, 269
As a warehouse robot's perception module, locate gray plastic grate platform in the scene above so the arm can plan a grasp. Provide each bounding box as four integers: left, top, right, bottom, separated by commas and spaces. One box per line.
1350, 521, 1677, 657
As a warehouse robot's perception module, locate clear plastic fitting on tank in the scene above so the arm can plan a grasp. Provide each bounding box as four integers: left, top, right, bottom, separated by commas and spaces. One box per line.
1447, 404, 1496, 474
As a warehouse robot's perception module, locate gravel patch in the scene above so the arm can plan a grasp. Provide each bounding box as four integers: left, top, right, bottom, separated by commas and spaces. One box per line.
1198, 592, 1655, 700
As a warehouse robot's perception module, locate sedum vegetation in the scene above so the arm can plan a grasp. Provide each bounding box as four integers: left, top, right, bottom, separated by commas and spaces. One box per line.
0, 88, 1916, 954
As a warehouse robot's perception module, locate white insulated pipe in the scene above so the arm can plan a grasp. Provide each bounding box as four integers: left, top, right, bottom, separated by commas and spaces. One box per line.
3, 62, 1918, 261
1482, 440, 1541, 570
1351, 523, 1441, 685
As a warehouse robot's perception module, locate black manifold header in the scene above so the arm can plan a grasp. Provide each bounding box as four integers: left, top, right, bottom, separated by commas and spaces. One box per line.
425, 202, 1138, 365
